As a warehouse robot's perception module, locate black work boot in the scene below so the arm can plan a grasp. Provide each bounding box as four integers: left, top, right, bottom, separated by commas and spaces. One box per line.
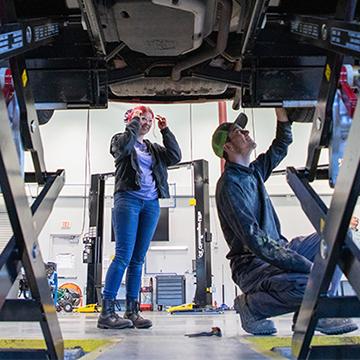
315, 318, 358, 335
124, 299, 152, 329
97, 299, 133, 329
292, 311, 358, 335
234, 294, 277, 335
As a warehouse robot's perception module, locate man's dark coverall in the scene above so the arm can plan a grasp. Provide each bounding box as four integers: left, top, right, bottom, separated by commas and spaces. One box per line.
215, 121, 339, 320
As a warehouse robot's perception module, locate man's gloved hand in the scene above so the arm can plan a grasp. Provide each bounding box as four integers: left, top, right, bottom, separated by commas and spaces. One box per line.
275, 108, 289, 123
285, 107, 316, 123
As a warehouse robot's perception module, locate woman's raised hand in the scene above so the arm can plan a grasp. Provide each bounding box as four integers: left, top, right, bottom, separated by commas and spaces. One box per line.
156, 115, 168, 130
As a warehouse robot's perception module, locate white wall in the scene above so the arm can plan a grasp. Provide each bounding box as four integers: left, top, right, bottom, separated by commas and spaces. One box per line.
32, 102, 332, 195
24, 101, 346, 305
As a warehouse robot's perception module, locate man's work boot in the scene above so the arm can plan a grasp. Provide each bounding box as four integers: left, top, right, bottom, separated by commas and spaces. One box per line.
97, 299, 133, 329
234, 294, 277, 335
124, 299, 152, 329
315, 318, 358, 335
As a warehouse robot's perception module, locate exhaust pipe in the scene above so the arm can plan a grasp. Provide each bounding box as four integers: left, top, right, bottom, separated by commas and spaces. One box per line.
171, 0, 232, 81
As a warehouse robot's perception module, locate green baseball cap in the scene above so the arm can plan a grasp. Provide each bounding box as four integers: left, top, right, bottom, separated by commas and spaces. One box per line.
212, 112, 248, 158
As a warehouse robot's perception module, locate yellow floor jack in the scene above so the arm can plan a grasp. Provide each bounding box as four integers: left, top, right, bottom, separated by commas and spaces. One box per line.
166, 303, 223, 315
166, 303, 195, 313
73, 304, 101, 313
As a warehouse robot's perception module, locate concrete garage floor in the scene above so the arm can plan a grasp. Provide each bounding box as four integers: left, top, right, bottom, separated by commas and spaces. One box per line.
0, 311, 359, 359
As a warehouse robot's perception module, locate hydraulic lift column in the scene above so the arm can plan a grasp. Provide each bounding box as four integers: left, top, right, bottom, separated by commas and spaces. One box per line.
193, 160, 213, 307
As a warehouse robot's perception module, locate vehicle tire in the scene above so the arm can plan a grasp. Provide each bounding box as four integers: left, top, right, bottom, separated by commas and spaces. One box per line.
37, 109, 54, 125
286, 107, 315, 123
56, 304, 62, 312
63, 303, 73, 313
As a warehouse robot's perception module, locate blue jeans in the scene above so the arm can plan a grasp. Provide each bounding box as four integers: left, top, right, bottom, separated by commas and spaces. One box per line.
234, 233, 343, 319
103, 192, 160, 300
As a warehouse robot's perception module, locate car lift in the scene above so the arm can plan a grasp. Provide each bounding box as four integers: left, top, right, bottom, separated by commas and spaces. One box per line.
281, 0, 360, 359
84, 159, 213, 309
3, 0, 360, 358
168, 160, 213, 309
0, 3, 65, 360
83, 172, 109, 306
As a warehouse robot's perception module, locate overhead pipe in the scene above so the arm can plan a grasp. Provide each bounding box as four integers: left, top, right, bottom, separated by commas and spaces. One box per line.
104, 42, 126, 62
232, 59, 242, 110
171, 0, 232, 81
232, 0, 250, 110
218, 101, 227, 173
78, 0, 107, 55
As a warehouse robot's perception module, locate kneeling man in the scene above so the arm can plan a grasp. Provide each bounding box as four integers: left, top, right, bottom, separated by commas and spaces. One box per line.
212, 108, 358, 335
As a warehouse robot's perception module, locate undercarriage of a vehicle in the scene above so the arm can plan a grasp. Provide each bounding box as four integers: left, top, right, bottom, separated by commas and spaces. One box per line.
5, 0, 349, 114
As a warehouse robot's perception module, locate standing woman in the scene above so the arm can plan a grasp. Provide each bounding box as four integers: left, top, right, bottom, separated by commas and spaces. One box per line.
98, 105, 182, 329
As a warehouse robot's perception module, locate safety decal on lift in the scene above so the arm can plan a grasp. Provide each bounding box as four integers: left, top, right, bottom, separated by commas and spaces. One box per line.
320, 217, 326, 232
325, 64, 331, 82
21, 69, 28, 88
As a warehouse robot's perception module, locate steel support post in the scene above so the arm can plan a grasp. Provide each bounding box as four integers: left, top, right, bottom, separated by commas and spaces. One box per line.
0, 170, 65, 310
10, 55, 47, 184
289, 92, 360, 358
304, 52, 344, 180
0, 90, 63, 358
2, 3, 61, 184
287, 169, 360, 284
0, 2, 64, 357
86, 174, 105, 305
287, 168, 360, 302
291, 0, 357, 180
193, 160, 213, 307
